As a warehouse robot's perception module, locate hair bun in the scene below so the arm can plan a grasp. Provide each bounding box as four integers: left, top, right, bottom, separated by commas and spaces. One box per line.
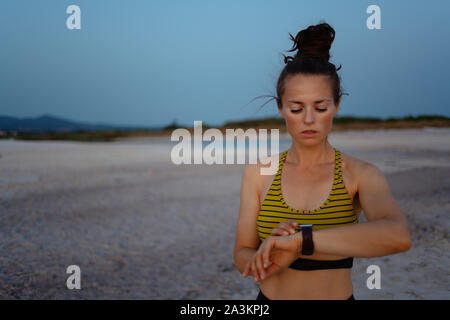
285, 22, 335, 63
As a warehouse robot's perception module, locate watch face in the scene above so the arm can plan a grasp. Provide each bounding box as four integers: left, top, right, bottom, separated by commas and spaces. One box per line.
300, 224, 313, 228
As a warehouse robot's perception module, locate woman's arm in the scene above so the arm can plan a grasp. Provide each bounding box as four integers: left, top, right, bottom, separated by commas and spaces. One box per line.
247, 162, 412, 280
312, 162, 411, 257
233, 163, 262, 274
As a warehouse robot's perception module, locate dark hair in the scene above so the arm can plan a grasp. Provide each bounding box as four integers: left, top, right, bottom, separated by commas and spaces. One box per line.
251, 22, 347, 111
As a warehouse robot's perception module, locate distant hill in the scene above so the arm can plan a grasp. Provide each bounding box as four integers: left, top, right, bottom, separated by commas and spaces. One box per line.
0, 114, 160, 133
1, 113, 449, 142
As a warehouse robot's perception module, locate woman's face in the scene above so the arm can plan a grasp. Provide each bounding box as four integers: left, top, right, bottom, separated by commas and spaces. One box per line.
278, 73, 339, 146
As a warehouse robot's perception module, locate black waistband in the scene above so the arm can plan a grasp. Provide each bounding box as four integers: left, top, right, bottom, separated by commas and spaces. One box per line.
256, 290, 355, 300
289, 257, 353, 271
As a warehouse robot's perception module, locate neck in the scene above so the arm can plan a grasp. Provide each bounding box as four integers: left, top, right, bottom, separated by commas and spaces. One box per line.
287, 140, 334, 169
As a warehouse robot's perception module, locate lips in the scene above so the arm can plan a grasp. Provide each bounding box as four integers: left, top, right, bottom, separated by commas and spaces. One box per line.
301, 129, 318, 137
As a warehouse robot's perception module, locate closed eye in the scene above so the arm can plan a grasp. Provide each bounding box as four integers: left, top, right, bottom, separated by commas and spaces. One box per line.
291, 108, 327, 113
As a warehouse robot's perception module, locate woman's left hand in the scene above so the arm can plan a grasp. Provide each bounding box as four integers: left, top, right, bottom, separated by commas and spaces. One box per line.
242, 233, 302, 281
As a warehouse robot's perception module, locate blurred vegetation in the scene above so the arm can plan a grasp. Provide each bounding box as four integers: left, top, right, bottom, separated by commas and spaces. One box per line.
223, 117, 284, 128
1, 129, 157, 142
384, 115, 449, 122
1, 114, 449, 142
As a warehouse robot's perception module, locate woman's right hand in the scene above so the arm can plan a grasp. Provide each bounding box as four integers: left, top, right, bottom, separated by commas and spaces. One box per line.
270, 220, 298, 237
242, 220, 300, 282
242, 232, 302, 281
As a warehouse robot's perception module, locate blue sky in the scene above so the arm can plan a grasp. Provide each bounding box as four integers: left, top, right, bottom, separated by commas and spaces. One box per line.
1, 0, 449, 128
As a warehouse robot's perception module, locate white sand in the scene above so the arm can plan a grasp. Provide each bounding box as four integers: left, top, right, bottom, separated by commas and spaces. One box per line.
0, 127, 449, 299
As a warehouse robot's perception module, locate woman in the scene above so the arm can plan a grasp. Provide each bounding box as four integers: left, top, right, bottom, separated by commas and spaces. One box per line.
233, 22, 411, 300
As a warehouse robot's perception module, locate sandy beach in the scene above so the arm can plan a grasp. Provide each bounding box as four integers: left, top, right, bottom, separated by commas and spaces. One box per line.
0, 127, 449, 299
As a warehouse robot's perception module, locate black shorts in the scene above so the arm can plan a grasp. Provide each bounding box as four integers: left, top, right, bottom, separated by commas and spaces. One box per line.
256, 290, 355, 300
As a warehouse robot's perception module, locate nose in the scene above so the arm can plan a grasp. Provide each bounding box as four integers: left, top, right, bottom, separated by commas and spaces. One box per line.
304, 107, 315, 124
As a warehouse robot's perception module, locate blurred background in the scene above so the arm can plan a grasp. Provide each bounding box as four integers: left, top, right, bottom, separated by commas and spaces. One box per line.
0, 0, 449, 299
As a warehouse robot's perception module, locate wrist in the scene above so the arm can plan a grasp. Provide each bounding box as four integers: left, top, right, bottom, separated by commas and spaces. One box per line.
293, 232, 303, 258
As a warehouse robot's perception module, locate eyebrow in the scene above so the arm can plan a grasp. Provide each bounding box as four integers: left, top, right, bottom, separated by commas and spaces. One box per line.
287, 99, 331, 104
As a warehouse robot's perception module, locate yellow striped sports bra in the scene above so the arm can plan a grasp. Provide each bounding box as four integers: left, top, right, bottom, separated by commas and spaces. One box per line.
257, 147, 358, 270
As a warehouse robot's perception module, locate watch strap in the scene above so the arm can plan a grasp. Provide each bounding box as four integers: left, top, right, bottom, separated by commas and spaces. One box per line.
300, 224, 314, 255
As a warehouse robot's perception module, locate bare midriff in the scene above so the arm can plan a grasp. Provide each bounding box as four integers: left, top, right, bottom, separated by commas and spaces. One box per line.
259, 255, 354, 300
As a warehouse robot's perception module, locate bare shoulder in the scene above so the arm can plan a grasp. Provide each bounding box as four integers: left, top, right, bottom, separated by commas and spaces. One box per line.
339, 151, 367, 172
339, 151, 385, 190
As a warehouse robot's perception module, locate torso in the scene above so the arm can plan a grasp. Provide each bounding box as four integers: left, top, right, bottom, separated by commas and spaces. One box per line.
256, 147, 363, 299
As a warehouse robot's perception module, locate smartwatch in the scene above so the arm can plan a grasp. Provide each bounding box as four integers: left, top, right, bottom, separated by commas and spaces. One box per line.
299, 224, 314, 255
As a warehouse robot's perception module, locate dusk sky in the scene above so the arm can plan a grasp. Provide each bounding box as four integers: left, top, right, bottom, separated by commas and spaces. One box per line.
1, 0, 449, 128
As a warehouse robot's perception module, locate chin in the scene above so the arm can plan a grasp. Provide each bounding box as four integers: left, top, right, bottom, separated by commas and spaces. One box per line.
294, 135, 326, 146
301, 140, 321, 146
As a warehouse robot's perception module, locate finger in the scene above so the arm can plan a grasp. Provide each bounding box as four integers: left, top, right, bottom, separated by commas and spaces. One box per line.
256, 252, 266, 280
273, 221, 294, 235
262, 238, 275, 269
242, 264, 247, 278
271, 228, 289, 236
281, 221, 297, 234
287, 221, 298, 234
252, 259, 260, 282
277, 221, 290, 230
288, 220, 298, 229
242, 261, 250, 278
